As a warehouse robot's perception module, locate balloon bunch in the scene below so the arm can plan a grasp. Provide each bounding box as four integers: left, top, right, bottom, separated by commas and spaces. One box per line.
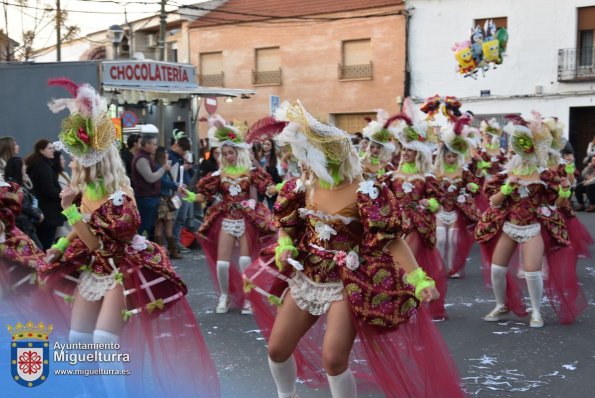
452, 20, 508, 79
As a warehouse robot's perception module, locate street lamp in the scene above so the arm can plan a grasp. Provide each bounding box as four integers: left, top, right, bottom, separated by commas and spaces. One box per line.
107, 25, 125, 60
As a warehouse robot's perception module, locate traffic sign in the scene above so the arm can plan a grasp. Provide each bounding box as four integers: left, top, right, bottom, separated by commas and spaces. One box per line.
205, 97, 218, 114
121, 110, 138, 127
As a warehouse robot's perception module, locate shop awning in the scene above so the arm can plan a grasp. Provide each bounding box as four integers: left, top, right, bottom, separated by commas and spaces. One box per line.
102, 83, 255, 103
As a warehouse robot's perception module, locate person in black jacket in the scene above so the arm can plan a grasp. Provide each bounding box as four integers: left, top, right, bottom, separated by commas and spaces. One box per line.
120, 134, 140, 178
25, 139, 64, 249
4, 156, 44, 248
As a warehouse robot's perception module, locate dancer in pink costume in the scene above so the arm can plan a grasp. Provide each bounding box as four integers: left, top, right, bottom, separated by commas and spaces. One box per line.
244, 101, 465, 398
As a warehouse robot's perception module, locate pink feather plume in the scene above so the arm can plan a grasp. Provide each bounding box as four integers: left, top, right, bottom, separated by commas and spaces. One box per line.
454, 116, 472, 135
48, 78, 79, 97
245, 116, 288, 143
384, 113, 412, 129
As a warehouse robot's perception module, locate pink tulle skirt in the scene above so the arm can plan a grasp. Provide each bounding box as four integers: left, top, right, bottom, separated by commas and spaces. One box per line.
406, 232, 448, 320
447, 212, 477, 278
197, 214, 275, 309
36, 260, 221, 398
478, 229, 587, 323
564, 215, 593, 258
245, 257, 466, 398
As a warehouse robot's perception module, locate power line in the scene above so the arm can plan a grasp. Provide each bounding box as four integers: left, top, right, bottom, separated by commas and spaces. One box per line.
1, 0, 162, 14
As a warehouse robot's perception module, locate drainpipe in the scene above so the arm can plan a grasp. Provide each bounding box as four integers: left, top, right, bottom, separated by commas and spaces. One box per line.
403, 6, 413, 111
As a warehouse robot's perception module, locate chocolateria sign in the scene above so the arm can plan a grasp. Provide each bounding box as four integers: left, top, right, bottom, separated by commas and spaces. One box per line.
101, 60, 197, 89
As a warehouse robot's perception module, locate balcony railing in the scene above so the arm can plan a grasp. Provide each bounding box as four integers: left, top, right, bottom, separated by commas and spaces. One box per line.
338, 62, 373, 80
198, 72, 224, 87
558, 47, 595, 81
252, 68, 282, 85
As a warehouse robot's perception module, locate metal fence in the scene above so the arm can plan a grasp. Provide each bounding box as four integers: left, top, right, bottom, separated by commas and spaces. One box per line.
338, 62, 373, 80
558, 47, 595, 81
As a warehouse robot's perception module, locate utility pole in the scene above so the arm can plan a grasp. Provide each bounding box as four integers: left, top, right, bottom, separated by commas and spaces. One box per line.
158, 0, 167, 145
159, 0, 166, 61
56, 0, 61, 61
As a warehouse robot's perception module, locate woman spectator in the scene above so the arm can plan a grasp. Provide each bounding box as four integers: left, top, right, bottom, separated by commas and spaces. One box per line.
25, 139, 64, 249
3, 157, 44, 248
154, 146, 183, 259
51, 150, 72, 238
199, 146, 220, 178
258, 138, 283, 209
0, 136, 20, 179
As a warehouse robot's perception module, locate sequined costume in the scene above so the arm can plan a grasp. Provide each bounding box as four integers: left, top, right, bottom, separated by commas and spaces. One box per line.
386, 172, 448, 319
475, 172, 586, 323
469, 147, 508, 211
544, 164, 593, 258
38, 191, 220, 398
245, 178, 465, 397
0, 181, 45, 295
435, 169, 481, 277
196, 168, 276, 308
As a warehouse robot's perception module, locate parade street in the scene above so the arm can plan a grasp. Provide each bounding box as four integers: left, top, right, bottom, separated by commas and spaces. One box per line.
177, 212, 595, 398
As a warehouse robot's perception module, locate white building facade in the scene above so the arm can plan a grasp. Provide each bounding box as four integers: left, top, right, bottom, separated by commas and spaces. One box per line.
408, 0, 595, 163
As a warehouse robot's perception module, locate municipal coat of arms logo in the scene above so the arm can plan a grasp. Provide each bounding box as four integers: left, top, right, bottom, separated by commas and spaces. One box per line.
7, 321, 52, 387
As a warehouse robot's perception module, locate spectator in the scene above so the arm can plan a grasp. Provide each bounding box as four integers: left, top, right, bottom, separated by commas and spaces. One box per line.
154, 146, 182, 259
257, 138, 283, 209
0, 136, 20, 179
585, 136, 595, 164
25, 139, 63, 249
50, 150, 72, 238
4, 156, 44, 248
199, 146, 220, 177
120, 134, 141, 178
576, 155, 595, 212
168, 135, 194, 253
131, 134, 171, 236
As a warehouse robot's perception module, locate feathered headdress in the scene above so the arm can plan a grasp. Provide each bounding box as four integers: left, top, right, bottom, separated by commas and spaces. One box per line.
361, 109, 396, 152
441, 96, 463, 122
47, 78, 116, 167
172, 129, 187, 141
386, 98, 439, 159
542, 117, 566, 153
504, 112, 552, 167
275, 100, 361, 185
206, 114, 251, 149
245, 116, 288, 144
440, 116, 479, 156
479, 118, 502, 147
420, 94, 442, 121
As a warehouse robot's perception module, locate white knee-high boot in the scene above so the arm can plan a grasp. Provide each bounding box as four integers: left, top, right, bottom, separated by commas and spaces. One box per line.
93, 330, 126, 398
484, 264, 509, 321
327, 368, 357, 398
239, 256, 253, 314
436, 226, 447, 267
268, 356, 297, 398
525, 270, 544, 327
447, 227, 458, 271
216, 260, 231, 313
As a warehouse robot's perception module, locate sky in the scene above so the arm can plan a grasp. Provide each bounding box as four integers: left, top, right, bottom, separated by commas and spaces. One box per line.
3, 0, 209, 53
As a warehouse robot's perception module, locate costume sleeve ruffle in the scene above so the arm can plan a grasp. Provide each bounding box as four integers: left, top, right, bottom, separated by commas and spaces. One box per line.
424, 174, 444, 200
0, 182, 24, 215
357, 181, 401, 250
196, 172, 221, 202
273, 178, 305, 242
484, 172, 507, 198
251, 168, 273, 196
89, 194, 141, 247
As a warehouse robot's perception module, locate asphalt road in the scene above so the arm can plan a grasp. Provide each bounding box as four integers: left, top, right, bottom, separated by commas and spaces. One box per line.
176, 213, 595, 398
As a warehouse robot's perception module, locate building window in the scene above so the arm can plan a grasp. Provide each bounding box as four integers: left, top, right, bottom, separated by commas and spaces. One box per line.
252, 47, 282, 85
473, 17, 508, 31
332, 112, 377, 134
578, 6, 595, 67
199, 51, 224, 87
339, 39, 373, 80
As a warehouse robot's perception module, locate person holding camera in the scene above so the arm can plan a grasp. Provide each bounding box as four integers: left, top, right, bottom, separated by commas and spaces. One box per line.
132, 134, 172, 237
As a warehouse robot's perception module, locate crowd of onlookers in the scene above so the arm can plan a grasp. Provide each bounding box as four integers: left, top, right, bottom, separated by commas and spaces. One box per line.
2, 131, 592, 255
